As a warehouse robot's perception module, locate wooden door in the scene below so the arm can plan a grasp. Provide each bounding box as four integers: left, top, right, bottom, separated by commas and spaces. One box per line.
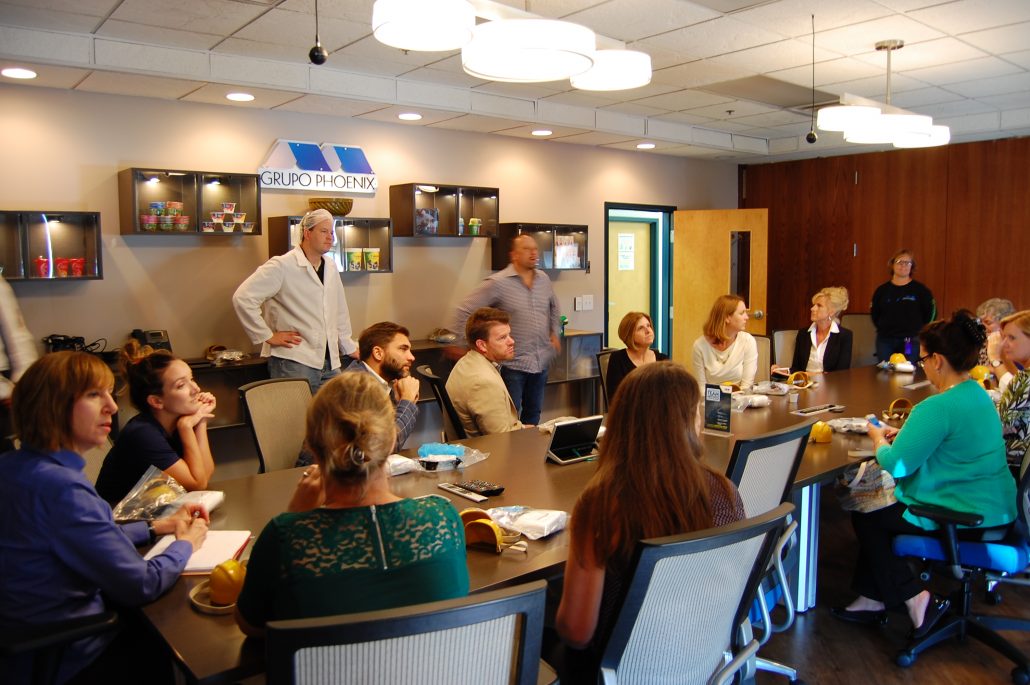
672, 209, 768, 363
606, 221, 652, 345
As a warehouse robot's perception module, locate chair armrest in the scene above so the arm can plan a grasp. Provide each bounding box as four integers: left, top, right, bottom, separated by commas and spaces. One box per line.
907, 504, 983, 528
0, 611, 119, 656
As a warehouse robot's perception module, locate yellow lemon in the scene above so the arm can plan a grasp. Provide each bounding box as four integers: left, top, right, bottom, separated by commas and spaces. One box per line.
889, 353, 908, 365
811, 421, 833, 443
969, 365, 990, 382
209, 559, 246, 606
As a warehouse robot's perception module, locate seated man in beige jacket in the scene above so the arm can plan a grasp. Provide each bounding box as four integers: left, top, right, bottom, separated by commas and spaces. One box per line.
446, 307, 525, 437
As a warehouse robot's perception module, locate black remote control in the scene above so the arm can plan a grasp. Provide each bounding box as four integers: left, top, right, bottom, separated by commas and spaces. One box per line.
457, 480, 505, 497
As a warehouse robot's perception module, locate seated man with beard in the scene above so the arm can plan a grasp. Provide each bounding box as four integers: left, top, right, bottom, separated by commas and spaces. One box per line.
349, 322, 420, 449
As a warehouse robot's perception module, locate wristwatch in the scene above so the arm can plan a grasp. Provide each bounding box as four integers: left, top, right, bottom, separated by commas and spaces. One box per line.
990, 360, 1003, 368
147, 522, 158, 544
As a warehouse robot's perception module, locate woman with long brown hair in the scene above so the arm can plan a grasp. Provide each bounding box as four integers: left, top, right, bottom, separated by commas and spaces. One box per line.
692, 294, 758, 391
95, 340, 216, 504
555, 361, 744, 680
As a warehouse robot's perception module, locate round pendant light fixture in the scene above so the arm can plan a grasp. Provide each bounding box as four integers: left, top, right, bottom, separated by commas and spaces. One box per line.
462, 19, 596, 83
570, 49, 651, 91
373, 0, 475, 52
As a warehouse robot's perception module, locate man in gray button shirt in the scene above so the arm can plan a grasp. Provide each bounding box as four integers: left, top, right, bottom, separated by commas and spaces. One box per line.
454, 235, 560, 425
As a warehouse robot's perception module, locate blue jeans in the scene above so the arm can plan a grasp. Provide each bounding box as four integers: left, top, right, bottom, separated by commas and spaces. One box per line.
501, 367, 548, 425
268, 356, 339, 395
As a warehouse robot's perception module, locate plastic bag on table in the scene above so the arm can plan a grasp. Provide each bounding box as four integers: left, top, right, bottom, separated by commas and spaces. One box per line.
486, 506, 568, 540
112, 465, 186, 521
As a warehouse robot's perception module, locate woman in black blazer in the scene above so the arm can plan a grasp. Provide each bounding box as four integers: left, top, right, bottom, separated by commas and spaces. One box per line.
789, 287, 853, 373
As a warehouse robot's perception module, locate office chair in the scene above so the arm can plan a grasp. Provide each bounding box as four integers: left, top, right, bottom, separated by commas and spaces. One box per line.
754, 335, 772, 383
239, 377, 312, 473
266, 580, 550, 685
725, 422, 813, 683
839, 313, 877, 367
891, 447, 1030, 683
414, 364, 467, 442
599, 503, 795, 685
596, 349, 614, 410
0, 611, 119, 685
772, 330, 796, 370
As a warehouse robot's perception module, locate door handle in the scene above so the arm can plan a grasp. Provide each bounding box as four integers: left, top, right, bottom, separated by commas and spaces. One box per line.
752, 310, 765, 320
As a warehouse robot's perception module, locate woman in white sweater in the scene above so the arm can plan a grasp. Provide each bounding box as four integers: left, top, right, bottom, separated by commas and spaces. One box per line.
692, 295, 757, 391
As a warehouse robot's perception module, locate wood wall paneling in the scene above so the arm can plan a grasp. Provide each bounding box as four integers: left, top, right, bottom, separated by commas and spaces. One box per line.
944, 138, 1030, 314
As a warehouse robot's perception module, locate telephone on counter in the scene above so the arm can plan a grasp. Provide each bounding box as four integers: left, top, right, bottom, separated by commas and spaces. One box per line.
131, 329, 172, 352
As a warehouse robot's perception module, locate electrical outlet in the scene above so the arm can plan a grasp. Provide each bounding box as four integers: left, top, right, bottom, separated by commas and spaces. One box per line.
583, 294, 593, 311
574, 296, 583, 311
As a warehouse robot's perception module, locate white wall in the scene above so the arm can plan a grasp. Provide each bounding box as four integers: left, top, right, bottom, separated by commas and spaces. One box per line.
0, 84, 737, 358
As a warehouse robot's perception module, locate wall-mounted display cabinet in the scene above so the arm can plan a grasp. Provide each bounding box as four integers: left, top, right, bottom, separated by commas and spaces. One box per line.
118, 168, 261, 235
390, 183, 499, 237
0, 211, 102, 281
268, 216, 393, 273
492, 222, 588, 271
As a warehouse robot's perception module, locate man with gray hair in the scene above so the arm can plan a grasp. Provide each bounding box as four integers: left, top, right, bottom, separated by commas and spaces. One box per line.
233, 208, 357, 393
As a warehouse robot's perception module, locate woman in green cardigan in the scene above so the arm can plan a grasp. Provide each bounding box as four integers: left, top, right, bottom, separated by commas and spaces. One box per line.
832, 311, 1015, 639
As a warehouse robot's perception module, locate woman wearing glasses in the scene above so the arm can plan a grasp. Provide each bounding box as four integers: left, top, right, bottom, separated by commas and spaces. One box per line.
833, 311, 1014, 640
870, 249, 936, 364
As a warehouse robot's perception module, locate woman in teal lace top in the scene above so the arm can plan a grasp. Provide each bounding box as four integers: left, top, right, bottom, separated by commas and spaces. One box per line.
235, 373, 468, 635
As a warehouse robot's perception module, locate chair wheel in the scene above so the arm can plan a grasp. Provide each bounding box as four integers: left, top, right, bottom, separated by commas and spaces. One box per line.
896, 651, 916, 668
1012, 666, 1030, 685
987, 589, 1003, 605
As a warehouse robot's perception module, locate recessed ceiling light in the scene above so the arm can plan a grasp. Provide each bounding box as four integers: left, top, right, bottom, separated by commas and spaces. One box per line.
531, 129, 552, 137
398, 112, 423, 121
2, 67, 37, 80
636, 142, 656, 150
226, 92, 255, 102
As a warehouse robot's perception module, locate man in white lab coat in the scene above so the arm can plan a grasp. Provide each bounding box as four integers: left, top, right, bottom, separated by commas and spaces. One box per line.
232, 208, 357, 393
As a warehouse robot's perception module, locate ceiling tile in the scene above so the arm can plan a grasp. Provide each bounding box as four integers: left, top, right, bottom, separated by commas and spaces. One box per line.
276, 0, 373, 23
945, 72, 1030, 98
0, 62, 90, 88
903, 56, 1022, 86
683, 99, 776, 119
214, 38, 313, 65
981, 91, 1030, 110
232, 9, 368, 50
273, 94, 389, 117
1001, 49, 1030, 70
110, 0, 267, 35
181, 83, 302, 108
548, 130, 638, 145
961, 22, 1030, 55
2, 0, 118, 14
708, 38, 844, 74
630, 89, 733, 111
731, 0, 893, 37
890, 87, 966, 108
494, 124, 591, 139
602, 139, 683, 151
640, 16, 786, 60
920, 98, 997, 118
356, 104, 464, 125
472, 81, 566, 100
561, 0, 719, 43
732, 109, 811, 127
769, 57, 885, 89
909, 0, 1030, 35
814, 15, 945, 56
75, 70, 202, 98
598, 101, 670, 117
652, 59, 755, 89
401, 66, 487, 89
853, 38, 988, 72
650, 111, 718, 125
429, 114, 531, 133
0, 3, 102, 32
96, 19, 220, 51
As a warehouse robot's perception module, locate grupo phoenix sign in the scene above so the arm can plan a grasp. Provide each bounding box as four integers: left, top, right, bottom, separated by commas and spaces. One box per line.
258, 139, 377, 195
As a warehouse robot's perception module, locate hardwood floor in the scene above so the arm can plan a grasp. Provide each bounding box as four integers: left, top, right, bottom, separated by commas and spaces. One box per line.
756, 487, 1030, 684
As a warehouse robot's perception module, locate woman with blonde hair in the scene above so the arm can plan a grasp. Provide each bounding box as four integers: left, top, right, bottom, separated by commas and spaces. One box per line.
95, 339, 216, 504
0, 352, 208, 684
998, 310, 1030, 464
691, 294, 757, 391
235, 373, 469, 636
555, 362, 744, 680
604, 311, 668, 399
785, 287, 853, 374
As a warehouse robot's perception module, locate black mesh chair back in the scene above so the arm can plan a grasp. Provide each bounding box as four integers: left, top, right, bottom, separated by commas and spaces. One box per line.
415, 364, 467, 441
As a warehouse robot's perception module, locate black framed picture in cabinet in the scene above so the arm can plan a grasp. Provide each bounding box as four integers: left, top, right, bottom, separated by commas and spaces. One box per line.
0, 210, 102, 281
492, 222, 588, 271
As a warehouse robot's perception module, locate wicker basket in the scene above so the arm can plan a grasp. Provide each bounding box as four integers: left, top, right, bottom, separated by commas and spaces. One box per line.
307, 197, 353, 216
881, 397, 913, 425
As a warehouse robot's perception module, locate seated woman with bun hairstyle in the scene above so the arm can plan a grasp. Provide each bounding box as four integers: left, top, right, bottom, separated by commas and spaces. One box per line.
95, 340, 216, 504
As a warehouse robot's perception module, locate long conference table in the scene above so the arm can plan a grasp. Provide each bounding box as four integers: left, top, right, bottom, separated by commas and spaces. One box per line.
142, 365, 935, 684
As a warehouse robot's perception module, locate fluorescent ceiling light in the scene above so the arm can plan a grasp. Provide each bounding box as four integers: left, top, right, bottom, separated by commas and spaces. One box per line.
816, 104, 879, 132
531, 129, 552, 137
892, 125, 951, 149
373, 0, 475, 51
462, 19, 595, 83
226, 92, 254, 102
636, 142, 656, 150
571, 49, 652, 91
398, 112, 423, 121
